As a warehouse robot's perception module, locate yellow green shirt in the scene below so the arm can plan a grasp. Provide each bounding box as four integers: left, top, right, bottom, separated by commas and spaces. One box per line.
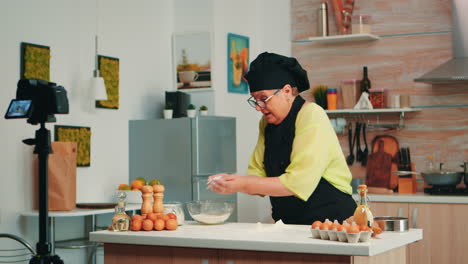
247, 102, 352, 201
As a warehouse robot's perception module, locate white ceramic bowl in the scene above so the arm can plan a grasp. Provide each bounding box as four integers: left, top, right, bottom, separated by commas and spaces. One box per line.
118, 190, 142, 204
186, 200, 235, 225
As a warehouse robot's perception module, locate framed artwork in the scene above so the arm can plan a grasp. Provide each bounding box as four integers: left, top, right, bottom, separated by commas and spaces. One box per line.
227, 33, 249, 94
55, 125, 91, 167
20, 42, 50, 81
173, 32, 212, 90
96, 55, 119, 109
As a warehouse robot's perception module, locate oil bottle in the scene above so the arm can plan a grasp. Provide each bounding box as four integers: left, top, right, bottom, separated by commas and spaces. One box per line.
353, 184, 374, 227
112, 191, 131, 232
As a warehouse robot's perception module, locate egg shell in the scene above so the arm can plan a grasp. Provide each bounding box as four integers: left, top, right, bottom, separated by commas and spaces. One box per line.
310, 228, 321, 238
319, 229, 330, 240
337, 231, 348, 242
359, 231, 372, 242
346, 232, 360, 243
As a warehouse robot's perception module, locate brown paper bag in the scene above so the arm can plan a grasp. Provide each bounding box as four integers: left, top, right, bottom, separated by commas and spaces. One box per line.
33, 141, 77, 211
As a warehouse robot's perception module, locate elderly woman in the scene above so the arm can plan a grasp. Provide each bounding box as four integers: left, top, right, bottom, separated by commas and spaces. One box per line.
208, 52, 356, 225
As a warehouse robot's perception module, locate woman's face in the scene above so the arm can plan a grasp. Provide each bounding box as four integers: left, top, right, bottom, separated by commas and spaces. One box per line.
250, 85, 294, 125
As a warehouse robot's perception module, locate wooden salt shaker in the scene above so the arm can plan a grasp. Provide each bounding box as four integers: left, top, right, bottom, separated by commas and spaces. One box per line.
152, 184, 165, 215
140, 185, 153, 217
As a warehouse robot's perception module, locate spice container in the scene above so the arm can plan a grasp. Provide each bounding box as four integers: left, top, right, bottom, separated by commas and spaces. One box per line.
351, 14, 372, 34
369, 88, 385, 109
326, 88, 338, 110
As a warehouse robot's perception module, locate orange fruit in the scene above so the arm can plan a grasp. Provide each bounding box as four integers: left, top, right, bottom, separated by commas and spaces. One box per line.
154, 219, 165, 231
131, 214, 143, 222
156, 214, 165, 220
166, 219, 178, 230
142, 219, 153, 231
167, 213, 177, 220
130, 180, 144, 190
130, 220, 142, 231
118, 184, 129, 190
147, 213, 157, 222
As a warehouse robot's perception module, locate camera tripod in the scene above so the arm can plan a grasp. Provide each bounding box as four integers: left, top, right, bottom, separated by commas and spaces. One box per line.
24, 122, 64, 264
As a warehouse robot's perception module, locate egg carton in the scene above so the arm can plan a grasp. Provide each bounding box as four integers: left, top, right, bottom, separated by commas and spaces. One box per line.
310, 228, 372, 243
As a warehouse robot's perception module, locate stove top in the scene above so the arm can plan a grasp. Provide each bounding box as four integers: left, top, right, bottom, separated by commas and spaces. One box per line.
424, 186, 468, 195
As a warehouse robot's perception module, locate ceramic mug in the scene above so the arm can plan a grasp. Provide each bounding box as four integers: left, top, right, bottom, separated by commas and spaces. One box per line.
178, 71, 199, 84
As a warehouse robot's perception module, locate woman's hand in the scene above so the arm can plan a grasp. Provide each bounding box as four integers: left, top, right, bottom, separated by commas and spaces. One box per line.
207, 173, 248, 194
207, 174, 293, 197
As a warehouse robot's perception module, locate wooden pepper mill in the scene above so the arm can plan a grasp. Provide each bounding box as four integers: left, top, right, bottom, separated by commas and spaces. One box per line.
140, 185, 154, 218
152, 184, 165, 215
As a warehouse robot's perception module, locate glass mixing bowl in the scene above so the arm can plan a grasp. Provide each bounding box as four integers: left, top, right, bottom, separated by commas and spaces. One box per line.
186, 200, 235, 225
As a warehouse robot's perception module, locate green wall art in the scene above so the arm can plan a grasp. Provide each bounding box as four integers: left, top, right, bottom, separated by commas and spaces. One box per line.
21, 42, 50, 81
55, 125, 91, 167
96, 55, 120, 109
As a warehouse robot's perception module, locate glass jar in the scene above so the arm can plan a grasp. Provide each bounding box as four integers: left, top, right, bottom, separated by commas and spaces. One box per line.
369, 88, 385, 108
351, 14, 372, 34
164, 201, 185, 225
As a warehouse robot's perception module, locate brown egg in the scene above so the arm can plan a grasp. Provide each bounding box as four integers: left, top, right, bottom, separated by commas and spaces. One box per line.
311, 221, 322, 229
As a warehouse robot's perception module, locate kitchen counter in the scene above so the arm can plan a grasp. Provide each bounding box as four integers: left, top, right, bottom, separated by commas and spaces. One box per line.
90, 222, 422, 257
352, 192, 468, 204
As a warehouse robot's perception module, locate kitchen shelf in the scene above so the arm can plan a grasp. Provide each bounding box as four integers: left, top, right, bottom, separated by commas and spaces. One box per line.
325, 107, 421, 128
325, 107, 420, 114
293, 34, 380, 44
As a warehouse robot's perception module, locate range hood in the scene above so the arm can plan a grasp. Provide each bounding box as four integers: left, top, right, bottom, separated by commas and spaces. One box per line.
414, 0, 468, 84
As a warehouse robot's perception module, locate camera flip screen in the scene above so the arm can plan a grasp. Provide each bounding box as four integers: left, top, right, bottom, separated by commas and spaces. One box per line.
5, 99, 32, 119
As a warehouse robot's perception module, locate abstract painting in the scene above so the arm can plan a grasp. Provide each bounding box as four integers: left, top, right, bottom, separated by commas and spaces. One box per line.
227, 33, 249, 94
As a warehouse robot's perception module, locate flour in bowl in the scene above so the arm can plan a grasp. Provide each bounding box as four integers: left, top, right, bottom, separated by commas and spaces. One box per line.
192, 213, 230, 224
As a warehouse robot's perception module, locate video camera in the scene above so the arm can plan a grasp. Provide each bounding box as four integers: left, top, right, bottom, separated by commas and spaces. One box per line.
4, 79, 69, 124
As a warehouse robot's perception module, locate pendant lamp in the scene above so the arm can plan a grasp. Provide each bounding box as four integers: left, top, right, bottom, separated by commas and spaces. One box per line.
93, 35, 107, 100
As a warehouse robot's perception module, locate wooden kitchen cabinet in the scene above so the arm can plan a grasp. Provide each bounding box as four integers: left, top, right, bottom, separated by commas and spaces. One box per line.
372, 202, 468, 264
104, 244, 406, 264
104, 244, 218, 264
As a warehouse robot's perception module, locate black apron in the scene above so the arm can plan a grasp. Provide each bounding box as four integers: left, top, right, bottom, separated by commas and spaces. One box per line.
264, 96, 356, 225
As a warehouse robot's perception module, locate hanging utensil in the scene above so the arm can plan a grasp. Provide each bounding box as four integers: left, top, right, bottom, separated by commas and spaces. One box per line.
356, 122, 363, 162
346, 123, 355, 165
361, 123, 369, 166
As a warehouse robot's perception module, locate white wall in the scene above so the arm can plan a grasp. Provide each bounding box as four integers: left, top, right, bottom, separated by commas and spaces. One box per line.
0, 0, 290, 262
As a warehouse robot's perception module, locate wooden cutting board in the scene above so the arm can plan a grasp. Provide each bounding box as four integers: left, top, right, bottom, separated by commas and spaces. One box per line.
366, 140, 393, 189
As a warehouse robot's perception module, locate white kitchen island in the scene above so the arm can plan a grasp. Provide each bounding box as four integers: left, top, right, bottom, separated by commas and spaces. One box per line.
90, 222, 422, 264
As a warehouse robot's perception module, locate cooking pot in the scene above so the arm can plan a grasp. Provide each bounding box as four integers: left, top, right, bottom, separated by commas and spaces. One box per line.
421, 171, 463, 186
374, 216, 409, 232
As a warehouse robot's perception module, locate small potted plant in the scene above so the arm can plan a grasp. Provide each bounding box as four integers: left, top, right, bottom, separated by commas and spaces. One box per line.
199, 105, 208, 116
163, 102, 173, 119
187, 104, 196, 118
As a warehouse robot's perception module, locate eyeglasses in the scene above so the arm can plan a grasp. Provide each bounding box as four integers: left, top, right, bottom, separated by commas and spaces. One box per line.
247, 89, 281, 109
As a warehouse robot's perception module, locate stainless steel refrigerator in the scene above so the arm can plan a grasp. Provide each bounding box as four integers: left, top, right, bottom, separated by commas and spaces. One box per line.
129, 116, 237, 221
